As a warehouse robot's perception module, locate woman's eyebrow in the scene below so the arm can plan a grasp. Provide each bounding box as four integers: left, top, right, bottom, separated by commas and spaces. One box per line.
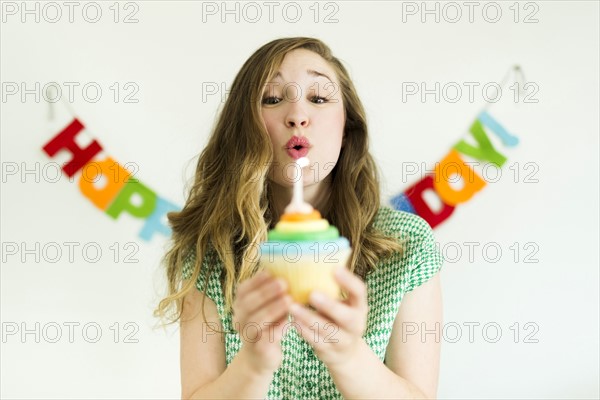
307, 69, 333, 83
272, 69, 333, 83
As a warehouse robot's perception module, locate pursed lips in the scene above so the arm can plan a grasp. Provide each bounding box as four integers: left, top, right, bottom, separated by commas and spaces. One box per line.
284, 136, 311, 160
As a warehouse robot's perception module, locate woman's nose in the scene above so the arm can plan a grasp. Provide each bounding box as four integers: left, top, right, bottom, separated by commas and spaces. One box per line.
286, 116, 308, 128
285, 104, 309, 128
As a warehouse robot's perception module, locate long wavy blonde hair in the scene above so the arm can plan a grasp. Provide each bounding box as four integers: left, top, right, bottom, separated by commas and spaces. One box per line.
154, 37, 403, 326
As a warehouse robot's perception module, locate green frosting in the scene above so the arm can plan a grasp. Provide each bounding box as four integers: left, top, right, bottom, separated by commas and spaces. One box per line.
267, 226, 340, 241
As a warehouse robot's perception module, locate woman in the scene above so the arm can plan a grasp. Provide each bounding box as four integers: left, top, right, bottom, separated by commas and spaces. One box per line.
155, 37, 443, 399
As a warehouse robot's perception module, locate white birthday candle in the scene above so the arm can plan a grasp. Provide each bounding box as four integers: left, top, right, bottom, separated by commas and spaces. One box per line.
285, 157, 314, 214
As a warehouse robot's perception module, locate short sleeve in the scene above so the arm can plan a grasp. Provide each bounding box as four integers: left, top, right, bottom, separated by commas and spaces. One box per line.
181, 247, 219, 298
181, 250, 195, 281
403, 215, 444, 293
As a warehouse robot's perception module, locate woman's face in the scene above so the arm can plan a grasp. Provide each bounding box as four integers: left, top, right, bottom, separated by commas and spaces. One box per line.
261, 48, 345, 189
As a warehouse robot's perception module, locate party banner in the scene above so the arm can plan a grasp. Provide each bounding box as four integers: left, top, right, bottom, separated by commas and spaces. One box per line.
390, 110, 519, 228
41, 67, 523, 240
41, 117, 180, 242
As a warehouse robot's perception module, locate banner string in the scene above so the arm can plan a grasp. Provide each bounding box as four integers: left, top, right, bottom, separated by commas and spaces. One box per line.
482, 64, 527, 111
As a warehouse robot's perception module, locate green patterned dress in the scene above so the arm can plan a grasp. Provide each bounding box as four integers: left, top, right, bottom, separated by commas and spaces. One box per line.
182, 206, 444, 399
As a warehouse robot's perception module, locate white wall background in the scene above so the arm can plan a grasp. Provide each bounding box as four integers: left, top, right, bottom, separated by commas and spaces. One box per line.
1, 1, 598, 398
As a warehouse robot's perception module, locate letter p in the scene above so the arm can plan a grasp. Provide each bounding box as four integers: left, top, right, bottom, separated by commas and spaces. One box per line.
202, 2, 218, 23
1, 2, 18, 23
2, 82, 19, 102
402, 82, 419, 102
402, 2, 419, 23
401, 322, 419, 343
202, 82, 219, 103
2, 322, 19, 343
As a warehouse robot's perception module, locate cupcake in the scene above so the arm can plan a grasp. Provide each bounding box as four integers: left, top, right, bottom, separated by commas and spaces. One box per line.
259, 158, 352, 304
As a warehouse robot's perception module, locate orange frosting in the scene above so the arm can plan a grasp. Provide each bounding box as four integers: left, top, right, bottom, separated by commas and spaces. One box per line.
280, 210, 322, 222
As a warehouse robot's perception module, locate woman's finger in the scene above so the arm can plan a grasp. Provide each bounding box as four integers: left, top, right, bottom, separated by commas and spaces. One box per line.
251, 294, 292, 326
241, 277, 288, 316
334, 267, 368, 308
290, 302, 340, 348
307, 291, 354, 330
236, 270, 270, 299
290, 303, 331, 329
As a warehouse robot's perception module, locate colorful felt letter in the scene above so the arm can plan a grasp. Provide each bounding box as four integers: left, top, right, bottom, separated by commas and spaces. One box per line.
454, 119, 507, 167
478, 111, 519, 147
105, 178, 157, 219
138, 197, 179, 241
390, 192, 416, 214
42, 118, 103, 177
79, 158, 132, 210
405, 175, 455, 229
434, 150, 486, 206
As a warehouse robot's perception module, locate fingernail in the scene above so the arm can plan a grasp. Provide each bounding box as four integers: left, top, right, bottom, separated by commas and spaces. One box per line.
275, 278, 287, 292
310, 291, 326, 305
289, 303, 302, 314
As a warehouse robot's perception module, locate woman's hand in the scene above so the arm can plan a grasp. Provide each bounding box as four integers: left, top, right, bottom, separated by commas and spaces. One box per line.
289, 266, 369, 367
232, 271, 293, 374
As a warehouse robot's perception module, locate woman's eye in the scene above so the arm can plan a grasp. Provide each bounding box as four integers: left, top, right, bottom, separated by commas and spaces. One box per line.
311, 96, 328, 104
262, 96, 281, 105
